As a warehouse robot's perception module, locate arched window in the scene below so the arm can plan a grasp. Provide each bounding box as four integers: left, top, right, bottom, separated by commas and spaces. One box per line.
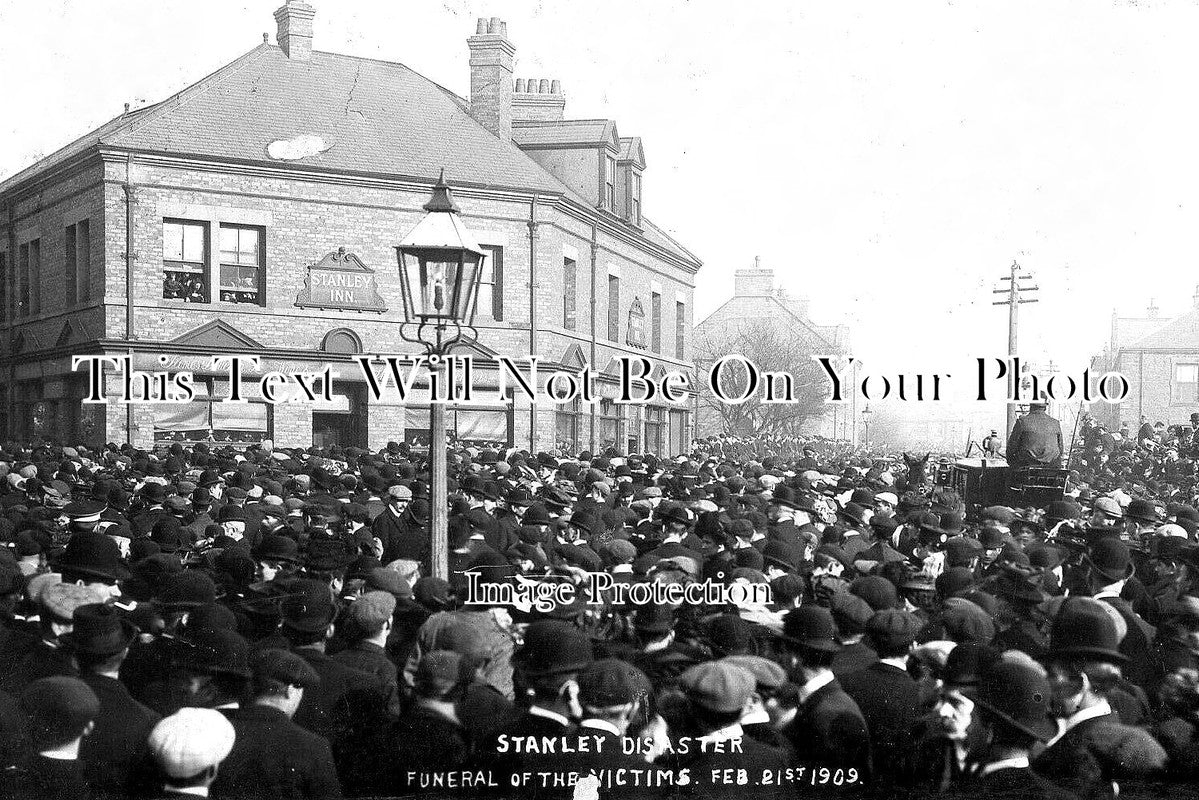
321, 328, 363, 354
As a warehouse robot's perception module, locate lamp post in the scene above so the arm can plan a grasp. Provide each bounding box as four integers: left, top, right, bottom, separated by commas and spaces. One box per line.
395, 169, 486, 580
861, 403, 872, 448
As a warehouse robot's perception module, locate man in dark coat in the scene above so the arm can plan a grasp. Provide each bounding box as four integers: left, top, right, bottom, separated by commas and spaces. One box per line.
331, 591, 401, 716
1032, 604, 1167, 798
387, 650, 472, 794
473, 620, 595, 788
530, 658, 656, 800
967, 660, 1070, 800
213, 649, 342, 800
840, 608, 924, 787
1007, 402, 1064, 468
371, 485, 426, 566
665, 661, 789, 798
280, 580, 388, 792
65, 603, 161, 797
778, 607, 871, 781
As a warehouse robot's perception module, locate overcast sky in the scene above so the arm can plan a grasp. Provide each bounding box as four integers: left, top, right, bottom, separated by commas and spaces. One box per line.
2, 0, 1195, 416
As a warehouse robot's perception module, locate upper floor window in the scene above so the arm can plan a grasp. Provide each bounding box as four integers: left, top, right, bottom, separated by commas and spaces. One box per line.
219, 224, 264, 305
563, 256, 577, 330
631, 172, 642, 225
1175, 364, 1199, 403
676, 300, 686, 360
0, 251, 7, 322
65, 219, 91, 305
163, 220, 208, 303
650, 291, 662, 353
605, 155, 617, 211
476, 245, 504, 321
607, 274, 620, 342
18, 239, 40, 317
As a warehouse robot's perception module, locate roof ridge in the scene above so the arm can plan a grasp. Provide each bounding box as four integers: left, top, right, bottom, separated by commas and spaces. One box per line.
105, 43, 273, 146
641, 218, 701, 265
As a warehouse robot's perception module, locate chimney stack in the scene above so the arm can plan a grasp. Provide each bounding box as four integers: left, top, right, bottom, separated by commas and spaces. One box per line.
734, 267, 774, 297
513, 76, 566, 122
274, 0, 316, 61
467, 17, 516, 141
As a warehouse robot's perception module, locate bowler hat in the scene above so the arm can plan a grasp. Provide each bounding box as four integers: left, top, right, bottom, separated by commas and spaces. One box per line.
281, 579, 336, 633
53, 531, 128, 583
516, 620, 594, 677
1126, 499, 1160, 525
1086, 538, 1135, 583
975, 661, 1056, 741
781, 605, 841, 652
253, 535, 300, 564
633, 604, 676, 634
1048, 604, 1127, 664
579, 658, 651, 708
61, 602, 137, 657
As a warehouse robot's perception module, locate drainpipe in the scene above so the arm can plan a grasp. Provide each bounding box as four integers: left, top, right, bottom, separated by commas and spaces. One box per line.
124, 156, 137, 443
527, 196, 539, 451
6, 204, 14, 440
589, 221, 598, 452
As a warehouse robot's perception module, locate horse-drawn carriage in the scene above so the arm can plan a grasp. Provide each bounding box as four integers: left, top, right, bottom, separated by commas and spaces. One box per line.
946, 457, 1068, 509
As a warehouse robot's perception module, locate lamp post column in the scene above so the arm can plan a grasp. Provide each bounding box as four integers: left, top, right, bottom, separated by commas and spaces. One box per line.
429, 389, 449, 580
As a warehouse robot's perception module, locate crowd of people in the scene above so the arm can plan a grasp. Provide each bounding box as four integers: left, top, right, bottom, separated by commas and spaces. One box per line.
0, 421, 1197, 799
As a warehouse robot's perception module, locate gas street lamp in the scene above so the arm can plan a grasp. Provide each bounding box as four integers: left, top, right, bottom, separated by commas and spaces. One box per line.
395, 169, 486, 580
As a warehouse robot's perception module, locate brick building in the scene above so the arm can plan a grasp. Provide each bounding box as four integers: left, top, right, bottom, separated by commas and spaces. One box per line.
693, 263, 853, 439
0, 4, 701, 454
1094, 292, 1199, 429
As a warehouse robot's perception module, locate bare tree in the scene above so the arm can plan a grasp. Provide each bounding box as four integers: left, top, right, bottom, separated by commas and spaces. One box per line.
693, 318, 829, 436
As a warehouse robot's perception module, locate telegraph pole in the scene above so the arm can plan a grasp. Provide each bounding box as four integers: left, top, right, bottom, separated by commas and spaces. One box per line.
993, 261, 1039, 438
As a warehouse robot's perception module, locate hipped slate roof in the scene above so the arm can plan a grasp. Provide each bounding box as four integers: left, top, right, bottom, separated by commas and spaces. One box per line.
2, 43, 698, 267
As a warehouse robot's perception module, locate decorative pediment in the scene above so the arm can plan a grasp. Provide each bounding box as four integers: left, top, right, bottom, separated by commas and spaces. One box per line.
626, 296, 647, 349
12, 330, 38, 354
55, 319, 92, 349
447, 338, 498, 359
559, 343, 587, 369
171, 320, 263, 350
295, 247, 387, 313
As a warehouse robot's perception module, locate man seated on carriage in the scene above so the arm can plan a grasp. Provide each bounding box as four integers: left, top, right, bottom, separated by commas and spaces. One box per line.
1007, 401, 1064, 470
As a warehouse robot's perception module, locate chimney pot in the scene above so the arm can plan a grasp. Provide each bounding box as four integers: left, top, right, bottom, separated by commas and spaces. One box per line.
467, 18, 516, 140
550, 79, 561, 93
514, 78, 525, 92
124, 102, 130, 114
539, 78, 550, 93
500, 20, 507, 37
274, 0, 315, 60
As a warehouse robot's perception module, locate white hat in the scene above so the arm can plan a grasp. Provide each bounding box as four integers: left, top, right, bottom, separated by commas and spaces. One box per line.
148, 707, 236, 779
874, 492, 899, 507
1156, 523, 1189, 539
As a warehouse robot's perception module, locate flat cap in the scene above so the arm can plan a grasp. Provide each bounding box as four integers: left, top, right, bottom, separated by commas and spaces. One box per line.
347, 590, 396, 630
866, 609, 924, 651
387, 484, 413, 501
364, 567, 413, 599
416, 650, 464, 696
721, 655, 787, 691
941, 597, 996, 645
21, 676, 99, 738
679, 661, 755, 713
41, 582, 109, 622
251, 648, 319, 689
148, 707, 236, 779
980, 506, 1015, 526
